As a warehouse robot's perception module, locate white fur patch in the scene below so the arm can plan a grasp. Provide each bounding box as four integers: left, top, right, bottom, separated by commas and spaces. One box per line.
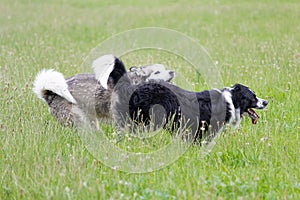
92, 54, 116, 89
222, 89, 235, 124
233, 108, 241, 127
256, 98, 266, 109
143, 64, 166, 72
146, 71, 174, 82
129, 64, 174, 84
33, 69, 77, 104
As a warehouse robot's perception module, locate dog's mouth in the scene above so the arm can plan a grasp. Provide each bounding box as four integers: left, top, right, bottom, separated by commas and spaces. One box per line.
244, 108, 259, 124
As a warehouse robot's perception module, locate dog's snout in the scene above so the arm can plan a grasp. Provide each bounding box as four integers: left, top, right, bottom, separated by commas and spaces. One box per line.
169, 71, 175, 77
256, 98, 268, 109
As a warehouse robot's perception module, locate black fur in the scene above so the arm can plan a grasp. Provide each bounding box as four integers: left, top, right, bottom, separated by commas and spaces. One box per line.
129, 83, 181, 130
107, 57, 127, 87
109, 58, 225, 141
108, 57, 267, 142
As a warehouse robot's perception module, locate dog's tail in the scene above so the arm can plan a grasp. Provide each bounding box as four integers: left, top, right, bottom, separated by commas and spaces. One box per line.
33, 69, 77, 104
92, 54, 127, 89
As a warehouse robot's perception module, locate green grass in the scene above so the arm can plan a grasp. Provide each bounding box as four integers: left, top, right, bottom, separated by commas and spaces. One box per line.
1, 0, 299, 199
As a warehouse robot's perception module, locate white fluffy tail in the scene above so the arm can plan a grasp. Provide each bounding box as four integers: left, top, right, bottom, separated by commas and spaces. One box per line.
33, 69, 77, 104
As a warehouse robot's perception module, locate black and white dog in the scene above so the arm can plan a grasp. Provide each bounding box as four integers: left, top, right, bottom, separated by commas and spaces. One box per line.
94, 54, 268, 141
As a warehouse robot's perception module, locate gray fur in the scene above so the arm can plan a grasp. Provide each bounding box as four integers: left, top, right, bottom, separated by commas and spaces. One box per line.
33, 64, 175, 129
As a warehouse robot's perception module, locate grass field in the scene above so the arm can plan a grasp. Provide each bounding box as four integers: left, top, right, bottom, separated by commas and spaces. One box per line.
1, 0, 299, 199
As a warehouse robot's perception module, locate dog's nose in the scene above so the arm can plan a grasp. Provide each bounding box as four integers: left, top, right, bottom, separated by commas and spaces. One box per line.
263, 100, 268, 107
169, 71, 175, 77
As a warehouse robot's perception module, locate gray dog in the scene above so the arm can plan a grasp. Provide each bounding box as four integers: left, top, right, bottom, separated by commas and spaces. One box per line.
33, 63, 175, 129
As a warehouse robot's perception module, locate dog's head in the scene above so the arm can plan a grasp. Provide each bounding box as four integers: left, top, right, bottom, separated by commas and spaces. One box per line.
128, 64, 175, 85
230, 84, 268, 124
93, 55, 175, 89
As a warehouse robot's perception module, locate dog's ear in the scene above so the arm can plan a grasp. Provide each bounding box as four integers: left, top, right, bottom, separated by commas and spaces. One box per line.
129, 66, 138, 72
92, 54, 117, 89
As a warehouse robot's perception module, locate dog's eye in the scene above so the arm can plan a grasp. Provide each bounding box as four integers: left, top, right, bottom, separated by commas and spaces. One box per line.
154, 71, 160, 75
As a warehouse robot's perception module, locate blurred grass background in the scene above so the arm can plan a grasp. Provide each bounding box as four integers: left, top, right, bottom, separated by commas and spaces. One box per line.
1, 0, 299, 199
